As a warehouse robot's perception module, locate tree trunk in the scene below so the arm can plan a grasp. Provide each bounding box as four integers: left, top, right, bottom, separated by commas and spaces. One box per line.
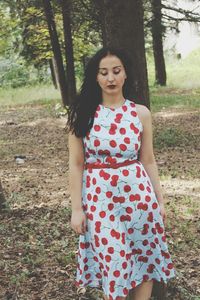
94, 0, 149, 108
49, 58, 58, 89
0, 180, 6, 211
151, 0, 167, 86
43, 0, 68, 106
60, 0, 77, 105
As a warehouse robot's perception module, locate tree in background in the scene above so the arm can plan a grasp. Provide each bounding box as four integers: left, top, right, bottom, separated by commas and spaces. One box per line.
94, 0, 150, 108
43, 0, 68, 106
151, 0, 167, 86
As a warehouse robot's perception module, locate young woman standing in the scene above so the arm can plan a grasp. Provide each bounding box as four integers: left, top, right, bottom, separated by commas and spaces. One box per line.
67, 47, 176, 300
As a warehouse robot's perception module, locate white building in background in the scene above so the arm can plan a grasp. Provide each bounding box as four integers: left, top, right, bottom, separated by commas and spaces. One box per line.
163, 0, 200, 58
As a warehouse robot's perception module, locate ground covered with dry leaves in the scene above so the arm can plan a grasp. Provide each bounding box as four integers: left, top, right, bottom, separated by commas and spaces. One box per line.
0, 100, 199, 300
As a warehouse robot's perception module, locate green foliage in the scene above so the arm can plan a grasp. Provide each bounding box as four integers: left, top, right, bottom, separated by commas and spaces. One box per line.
0, 57, 51, 88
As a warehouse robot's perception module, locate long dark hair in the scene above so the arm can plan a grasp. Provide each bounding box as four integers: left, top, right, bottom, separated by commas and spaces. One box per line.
66, 46, 135, 138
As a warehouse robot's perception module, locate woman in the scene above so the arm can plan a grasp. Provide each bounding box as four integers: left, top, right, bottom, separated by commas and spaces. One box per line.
67, 47, 176, 300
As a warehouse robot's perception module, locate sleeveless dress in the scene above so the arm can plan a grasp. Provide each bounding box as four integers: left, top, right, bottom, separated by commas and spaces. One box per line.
75, 99, 176, 300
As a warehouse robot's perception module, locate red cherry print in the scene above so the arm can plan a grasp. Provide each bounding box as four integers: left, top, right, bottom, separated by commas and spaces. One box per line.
106, 191, 113, 198
115, 113, 123, 123
94, 125, 100, 131
115, 232, 120, 239
154, 237, 159, 244
109, 128, 116, 135
109, 215, 115, 221
131, 110, 137, 117
111, 123, 117, 129
128, 228, 134, 234
94, 139, 100, 147
142, 203, 148, 211
108, 203, 114, 210
147, 212, 153, 222
105, 255, 111, 262
135, 194, 141, 201
137, 203, 143, 209
108, 247, 114, 254
155, 258, 161, 264
142, 239, 149, 246
120, 128, 126, 134
167, 263, 174, 269
102, 238, 108, 245
120, 250, 125, 257
83, 257, 88, 263
124, 185, 131, 192
110, 175, 119, 186
157, 227, 164, 234
146, 249, 153, 256
145, 195, 151, 202
87, 194, 92, 201
99, 211, 106, 218
113, 270, 120, 277
152, 227, 156, 234
165, 270, 170, 276
95, 187, 101, 194
126, 207, 133, 214
85, 273, 91, 279
146, 186, 151, 193
139, 183, 145, 191
143, 274, 149, 281
90, 205, 96, 212
124, 137, 130, 144
92, 177, 97, 185
123, 288, 129, 296
110, 140, 117, 147
143, 256, 148, 263
152, 202, 158, 209
142, 170, 147, 177
84, 264, 88, 271
96, 273, 102, 279
162, 235, 166, 242
111, 229, 116, 237
150, 242, 156, 248
119, 144, 127, 151
131, 280, 136, 288
122, 169, 129, 176
93, 195, 98, 202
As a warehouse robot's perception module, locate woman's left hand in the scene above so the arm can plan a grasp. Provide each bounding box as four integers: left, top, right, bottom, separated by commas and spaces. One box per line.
159, 202, 166, 226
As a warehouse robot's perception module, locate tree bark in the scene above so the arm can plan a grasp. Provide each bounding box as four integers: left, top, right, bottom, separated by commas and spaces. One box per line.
0, 180, 6, 211
49, 58, 58, 89
94, 0, 149, 108
43, 0, 68, 106
151, 0, 167, 86
60, 0, 77, 105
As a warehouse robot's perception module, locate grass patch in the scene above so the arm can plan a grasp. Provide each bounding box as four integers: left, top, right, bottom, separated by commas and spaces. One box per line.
153, 127, 189, 149
0, 84, 60, 108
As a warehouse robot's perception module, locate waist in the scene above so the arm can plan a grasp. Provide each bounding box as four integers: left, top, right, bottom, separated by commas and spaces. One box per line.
84, 159, 139, 169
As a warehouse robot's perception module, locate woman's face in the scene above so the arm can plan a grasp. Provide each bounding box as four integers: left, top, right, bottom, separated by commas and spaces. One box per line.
96, 54, 127, 96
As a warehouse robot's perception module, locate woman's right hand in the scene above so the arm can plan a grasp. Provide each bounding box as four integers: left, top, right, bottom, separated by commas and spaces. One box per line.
70, 209, 87, 235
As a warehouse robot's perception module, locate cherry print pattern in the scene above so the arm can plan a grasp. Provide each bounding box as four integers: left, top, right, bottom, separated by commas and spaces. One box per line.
75, 99, 176, 300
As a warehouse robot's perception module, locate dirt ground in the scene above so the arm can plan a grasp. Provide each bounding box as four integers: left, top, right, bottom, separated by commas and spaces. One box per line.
0, 103, 199, 300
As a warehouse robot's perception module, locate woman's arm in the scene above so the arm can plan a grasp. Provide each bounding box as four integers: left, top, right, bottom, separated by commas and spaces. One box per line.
136, 104, 164, 206
68, 131, 85, 211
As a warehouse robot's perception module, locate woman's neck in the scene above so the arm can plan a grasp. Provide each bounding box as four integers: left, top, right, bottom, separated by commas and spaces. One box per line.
101, 93, 125, 106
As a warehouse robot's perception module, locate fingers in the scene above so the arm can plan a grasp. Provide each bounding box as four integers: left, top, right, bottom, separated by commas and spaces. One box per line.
71, 220, 87, 235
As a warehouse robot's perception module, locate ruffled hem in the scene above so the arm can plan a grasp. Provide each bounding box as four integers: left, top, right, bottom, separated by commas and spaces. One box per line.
75, 271, 176, 300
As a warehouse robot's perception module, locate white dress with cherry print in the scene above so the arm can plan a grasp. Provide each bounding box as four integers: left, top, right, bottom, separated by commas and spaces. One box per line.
75, 99, 176, 300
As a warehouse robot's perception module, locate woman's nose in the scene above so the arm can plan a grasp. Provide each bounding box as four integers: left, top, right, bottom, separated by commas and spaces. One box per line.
107, 72, 114, 82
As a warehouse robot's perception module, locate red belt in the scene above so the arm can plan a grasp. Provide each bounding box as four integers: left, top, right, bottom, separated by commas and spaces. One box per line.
84, 159, 139, 169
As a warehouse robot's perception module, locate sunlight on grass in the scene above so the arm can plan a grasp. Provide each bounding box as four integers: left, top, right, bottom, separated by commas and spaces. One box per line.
0, 84, 60, 107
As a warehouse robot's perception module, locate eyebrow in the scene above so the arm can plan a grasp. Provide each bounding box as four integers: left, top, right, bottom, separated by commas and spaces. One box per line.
98, 65, 122, 70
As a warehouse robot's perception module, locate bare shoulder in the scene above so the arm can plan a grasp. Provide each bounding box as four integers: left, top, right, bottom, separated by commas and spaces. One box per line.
135, 103, 151, 127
